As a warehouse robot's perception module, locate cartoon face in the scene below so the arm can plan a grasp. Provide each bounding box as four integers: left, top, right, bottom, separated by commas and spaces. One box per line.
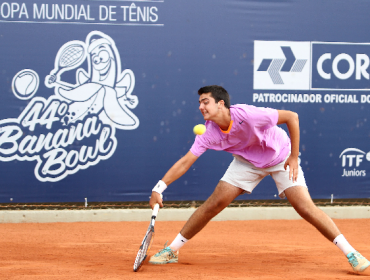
90, 43, 115, 83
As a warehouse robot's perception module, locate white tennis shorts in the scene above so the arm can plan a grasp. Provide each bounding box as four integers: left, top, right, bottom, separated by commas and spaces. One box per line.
220, 154, 307, 199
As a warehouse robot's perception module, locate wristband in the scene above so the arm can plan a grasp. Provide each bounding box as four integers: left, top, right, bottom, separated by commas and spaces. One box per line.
152, 180, 167, 194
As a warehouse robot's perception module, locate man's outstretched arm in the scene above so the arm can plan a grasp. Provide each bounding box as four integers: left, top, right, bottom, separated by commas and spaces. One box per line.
149, 151, 198, 209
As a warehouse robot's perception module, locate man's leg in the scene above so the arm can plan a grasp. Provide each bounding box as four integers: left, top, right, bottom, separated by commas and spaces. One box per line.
149, 180, 243, 265
285, 186, 370, 272
180, 180, 243, 240
284, 186, 340, 241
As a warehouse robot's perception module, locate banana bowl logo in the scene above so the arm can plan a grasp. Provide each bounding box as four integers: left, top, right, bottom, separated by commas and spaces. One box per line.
0, 31, 139, 182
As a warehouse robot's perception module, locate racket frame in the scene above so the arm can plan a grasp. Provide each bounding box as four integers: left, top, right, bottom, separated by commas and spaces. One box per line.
133, 203, 160, 272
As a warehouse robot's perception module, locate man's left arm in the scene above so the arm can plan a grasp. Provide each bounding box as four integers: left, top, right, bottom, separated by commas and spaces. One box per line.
277, 110, 300, 182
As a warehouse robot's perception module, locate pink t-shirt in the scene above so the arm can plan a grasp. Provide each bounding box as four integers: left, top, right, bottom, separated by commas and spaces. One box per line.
190, 104, 291, 168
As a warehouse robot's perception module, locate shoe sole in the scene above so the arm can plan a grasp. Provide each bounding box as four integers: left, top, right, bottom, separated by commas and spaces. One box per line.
149, 260, 178, 265
356, 262, 370, 272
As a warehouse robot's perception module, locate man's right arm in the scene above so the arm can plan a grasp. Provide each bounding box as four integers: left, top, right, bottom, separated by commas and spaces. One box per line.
149, 151, 198, 209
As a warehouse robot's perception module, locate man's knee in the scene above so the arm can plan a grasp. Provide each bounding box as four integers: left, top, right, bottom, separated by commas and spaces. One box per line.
294, 203, 319, 220
203, 194, 227, 214
285, 186, 318, 218
202, 181, 241, 214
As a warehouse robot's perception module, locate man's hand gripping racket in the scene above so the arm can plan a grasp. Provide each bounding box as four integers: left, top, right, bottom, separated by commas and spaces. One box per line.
133, 193, 162, 272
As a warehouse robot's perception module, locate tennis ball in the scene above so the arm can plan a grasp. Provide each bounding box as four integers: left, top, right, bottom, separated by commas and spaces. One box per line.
193, 124, 206, 135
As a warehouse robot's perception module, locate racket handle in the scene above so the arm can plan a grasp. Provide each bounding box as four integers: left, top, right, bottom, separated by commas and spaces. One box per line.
152, 203, 160, 217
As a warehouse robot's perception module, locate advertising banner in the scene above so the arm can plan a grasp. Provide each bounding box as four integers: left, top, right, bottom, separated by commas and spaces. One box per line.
0, 0, 369, 203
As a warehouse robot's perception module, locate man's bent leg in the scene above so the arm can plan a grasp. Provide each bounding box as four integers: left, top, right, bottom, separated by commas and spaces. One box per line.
284, 186, 340, 241
180, 180, 243, 240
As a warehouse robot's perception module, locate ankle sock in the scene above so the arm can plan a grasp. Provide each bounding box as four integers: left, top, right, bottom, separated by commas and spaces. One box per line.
333, 234, 355, 256
169, 233, 188, 251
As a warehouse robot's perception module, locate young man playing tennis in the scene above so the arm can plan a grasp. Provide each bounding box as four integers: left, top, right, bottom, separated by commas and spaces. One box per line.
148, 85, 370, 272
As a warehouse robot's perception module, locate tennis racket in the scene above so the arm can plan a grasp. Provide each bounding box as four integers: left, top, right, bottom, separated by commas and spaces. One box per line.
133, 203, 160, 272
48, 43, 86, 84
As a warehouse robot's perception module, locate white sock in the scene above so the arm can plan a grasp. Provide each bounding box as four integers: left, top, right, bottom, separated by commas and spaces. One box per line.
169, 233, 188, 251
333, 234, 355, 256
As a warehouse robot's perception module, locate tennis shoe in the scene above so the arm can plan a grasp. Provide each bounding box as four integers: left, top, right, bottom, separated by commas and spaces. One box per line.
347, 251, 370, 272
149, 242, 178, 265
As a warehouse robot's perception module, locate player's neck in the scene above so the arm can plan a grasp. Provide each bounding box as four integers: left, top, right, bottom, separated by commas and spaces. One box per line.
214, 108, 231, 131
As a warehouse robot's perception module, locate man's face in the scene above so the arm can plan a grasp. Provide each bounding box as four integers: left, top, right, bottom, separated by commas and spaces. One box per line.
198, 92, 220, 120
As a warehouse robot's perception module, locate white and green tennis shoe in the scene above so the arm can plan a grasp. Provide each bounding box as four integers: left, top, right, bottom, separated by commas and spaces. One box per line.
347, 251, 370, 272
149, 243, 178, 265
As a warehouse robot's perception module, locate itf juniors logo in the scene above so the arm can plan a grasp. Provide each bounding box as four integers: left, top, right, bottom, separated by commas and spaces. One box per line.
339, 148, 370, 177
254, 41, 310, 90
0, 31, 139, 182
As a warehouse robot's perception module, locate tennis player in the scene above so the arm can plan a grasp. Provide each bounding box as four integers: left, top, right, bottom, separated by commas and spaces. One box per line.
148, 85, 370, 272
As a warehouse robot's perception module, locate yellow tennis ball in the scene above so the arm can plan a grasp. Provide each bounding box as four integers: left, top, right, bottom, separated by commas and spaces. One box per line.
193, 124, 206, 135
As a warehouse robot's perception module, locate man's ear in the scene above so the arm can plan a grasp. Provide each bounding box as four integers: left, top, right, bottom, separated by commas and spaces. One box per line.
218, 100, 225, 108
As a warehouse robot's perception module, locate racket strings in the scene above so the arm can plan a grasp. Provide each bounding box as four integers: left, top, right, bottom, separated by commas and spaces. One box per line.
133, 229, 154, 271
142, 230, 153, 253
60, 46, 84, 67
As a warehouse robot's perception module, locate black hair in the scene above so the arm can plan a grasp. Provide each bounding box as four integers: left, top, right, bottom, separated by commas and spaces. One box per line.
198, 85, 230, 109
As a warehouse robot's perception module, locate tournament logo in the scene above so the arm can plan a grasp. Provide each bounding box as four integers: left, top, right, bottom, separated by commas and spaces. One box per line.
0, 31, 139, 182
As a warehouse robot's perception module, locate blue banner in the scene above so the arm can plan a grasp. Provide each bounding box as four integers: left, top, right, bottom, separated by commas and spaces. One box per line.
0, 0, 369, 203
